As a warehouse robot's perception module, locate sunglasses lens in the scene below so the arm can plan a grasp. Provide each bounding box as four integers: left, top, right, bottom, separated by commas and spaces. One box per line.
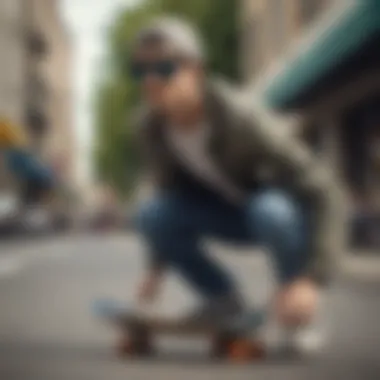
155, 61, 177, 78
130, 61, 178, 80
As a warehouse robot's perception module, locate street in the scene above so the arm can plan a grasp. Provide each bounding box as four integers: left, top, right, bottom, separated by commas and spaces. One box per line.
0, 234, 379, 380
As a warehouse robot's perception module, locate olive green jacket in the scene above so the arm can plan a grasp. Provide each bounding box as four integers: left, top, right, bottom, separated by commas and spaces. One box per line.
136, 79, 349, 284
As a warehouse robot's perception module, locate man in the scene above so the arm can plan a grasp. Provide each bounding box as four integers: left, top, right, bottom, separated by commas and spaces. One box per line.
131, 17, 348, 352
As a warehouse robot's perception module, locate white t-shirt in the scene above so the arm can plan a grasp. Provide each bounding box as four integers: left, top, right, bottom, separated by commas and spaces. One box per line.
165, 123, 245, 204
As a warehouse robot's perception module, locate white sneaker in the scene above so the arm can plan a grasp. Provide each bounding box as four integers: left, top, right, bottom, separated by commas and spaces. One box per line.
261, 322, 326, 357
283, 324, 326, 356
262, 296, 329, 357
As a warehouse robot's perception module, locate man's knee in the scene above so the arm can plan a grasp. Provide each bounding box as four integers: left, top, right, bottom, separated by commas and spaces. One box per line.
247, 190, 309, 282
135, 195, 185, 238
247, 189, 304, 240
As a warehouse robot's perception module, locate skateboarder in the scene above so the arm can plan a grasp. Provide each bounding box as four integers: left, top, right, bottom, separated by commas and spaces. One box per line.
130, 17, 348, 352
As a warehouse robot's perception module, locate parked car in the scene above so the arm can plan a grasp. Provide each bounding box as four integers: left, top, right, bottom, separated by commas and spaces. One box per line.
20, 206, 53, 235
0, 193, 20, 238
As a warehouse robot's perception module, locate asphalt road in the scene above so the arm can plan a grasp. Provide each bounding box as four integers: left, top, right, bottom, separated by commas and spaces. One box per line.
0, 233, 379, 380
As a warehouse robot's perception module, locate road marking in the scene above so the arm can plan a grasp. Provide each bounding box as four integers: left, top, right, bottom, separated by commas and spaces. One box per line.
30, 249, 69, 260
0, 255, 27, 278
0, 241, 72, 279
3, 239, 73, 257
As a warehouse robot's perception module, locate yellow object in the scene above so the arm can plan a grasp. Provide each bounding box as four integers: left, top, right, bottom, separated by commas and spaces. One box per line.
0, 117, 28, 148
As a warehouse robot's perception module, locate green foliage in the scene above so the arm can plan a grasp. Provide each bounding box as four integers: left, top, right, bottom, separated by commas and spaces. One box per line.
93, 0, 239, 198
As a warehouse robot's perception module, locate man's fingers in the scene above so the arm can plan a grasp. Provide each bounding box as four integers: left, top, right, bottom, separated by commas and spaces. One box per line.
276, 294, 316, 326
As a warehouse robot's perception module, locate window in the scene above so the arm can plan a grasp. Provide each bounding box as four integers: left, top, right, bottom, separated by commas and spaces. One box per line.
27, 30, 49, 57
25, 106, 49, 137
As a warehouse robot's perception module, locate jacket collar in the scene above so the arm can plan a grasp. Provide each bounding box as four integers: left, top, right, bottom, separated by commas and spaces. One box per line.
141, 78, 235, 162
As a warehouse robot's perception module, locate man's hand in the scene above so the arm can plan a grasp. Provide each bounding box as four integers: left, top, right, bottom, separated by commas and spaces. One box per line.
136, 269, 164, 304
275, 277, 320, 327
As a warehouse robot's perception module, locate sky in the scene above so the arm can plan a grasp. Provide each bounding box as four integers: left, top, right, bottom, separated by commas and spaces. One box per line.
60, 0, 140, 186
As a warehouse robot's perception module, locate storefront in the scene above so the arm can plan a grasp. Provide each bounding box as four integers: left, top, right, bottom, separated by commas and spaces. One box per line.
262, 0, 380, 249
5, 149, 55, 206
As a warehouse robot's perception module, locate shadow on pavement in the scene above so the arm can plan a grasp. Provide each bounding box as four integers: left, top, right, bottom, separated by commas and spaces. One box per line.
0, 340, 317, 367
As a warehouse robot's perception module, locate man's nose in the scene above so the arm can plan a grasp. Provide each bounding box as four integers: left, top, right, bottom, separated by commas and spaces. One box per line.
144, 74, 163, 88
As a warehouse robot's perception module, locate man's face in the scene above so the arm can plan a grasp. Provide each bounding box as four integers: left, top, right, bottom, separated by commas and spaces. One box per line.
130, 42, 201, 111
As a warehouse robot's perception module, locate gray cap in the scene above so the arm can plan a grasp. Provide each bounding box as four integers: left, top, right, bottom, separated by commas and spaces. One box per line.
133, 16, 205, 62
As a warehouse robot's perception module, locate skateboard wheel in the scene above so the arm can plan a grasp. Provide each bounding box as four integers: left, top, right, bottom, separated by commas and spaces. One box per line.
211, 333, 234, 358
117, 338, 135, 356
227, 340, 265, 362
117, 333, 153, 357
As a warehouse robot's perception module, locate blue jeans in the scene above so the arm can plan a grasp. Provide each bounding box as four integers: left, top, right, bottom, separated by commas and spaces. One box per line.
136, 188, 310, 299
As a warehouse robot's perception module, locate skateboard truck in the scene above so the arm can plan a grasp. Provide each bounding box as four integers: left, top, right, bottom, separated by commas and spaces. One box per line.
93, 298, 267, 361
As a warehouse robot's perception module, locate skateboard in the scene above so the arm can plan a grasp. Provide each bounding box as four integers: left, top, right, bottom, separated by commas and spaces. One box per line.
92, 298, 267, 361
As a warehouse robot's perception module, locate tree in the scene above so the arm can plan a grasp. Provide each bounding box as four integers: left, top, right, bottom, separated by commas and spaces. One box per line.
93, 0, 239, 198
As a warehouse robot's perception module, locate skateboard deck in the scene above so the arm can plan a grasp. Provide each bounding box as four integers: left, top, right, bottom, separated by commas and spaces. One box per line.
93, 298, 265, 335
92, 297, 267, 360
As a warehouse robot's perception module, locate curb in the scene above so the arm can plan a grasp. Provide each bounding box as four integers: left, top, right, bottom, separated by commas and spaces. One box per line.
341, 256, 380, 283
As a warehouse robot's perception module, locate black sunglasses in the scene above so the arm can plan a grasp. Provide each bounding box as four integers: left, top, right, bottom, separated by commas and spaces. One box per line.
129, 60, 179, 81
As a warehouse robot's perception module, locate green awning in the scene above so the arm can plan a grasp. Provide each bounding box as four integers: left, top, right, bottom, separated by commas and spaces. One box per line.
264, 0, 380, 110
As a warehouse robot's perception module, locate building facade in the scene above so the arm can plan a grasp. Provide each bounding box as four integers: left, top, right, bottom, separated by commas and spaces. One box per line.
0, 0, 26, 194
241, 0, 330, 81
0, 0, 75, 211
0, 0, 27, 126
242, 0, 380, 247
25, 0, 75, 185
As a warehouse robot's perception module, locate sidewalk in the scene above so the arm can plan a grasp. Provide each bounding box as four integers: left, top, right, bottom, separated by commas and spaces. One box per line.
2, 231, 380, 282
342, 252, 380, 282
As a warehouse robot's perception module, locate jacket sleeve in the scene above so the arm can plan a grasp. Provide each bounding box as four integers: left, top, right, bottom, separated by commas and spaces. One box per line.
132, 108, 167, 272
129, 107, 156, 201
246, 107, 349, 285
